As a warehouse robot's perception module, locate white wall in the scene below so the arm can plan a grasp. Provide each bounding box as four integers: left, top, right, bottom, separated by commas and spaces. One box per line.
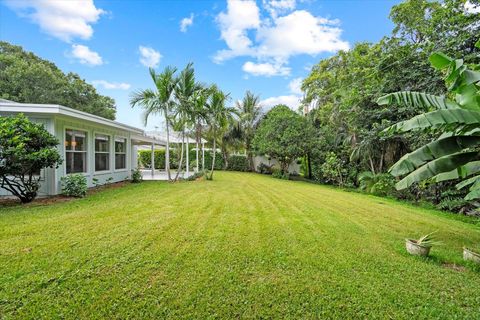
253, 155, 300, 174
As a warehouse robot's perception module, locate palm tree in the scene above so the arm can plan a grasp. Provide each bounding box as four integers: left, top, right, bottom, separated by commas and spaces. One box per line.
130, 66, 178, 181
236, 91, 261, 171
173, 62, 197, 181
191, 84, 210, 172
205, 85, 235, 180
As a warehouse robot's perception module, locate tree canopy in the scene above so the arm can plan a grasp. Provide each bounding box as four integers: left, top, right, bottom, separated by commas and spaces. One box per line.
0, 41, 116, 120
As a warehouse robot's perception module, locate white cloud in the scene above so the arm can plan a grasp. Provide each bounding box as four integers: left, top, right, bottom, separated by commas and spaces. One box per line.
260, 94, 301, 111
69, 44, 103, 65
242, 61, 290, 76
180, 13, 194, 32
263, 0, 296, 18
139, 46, 162, 68
4, 0, 104, 42
214, 1, 349, 76
91, 80, 131, 90
465, 1, 480, 13
288, 77, 303, 95
214, 0, 260, 63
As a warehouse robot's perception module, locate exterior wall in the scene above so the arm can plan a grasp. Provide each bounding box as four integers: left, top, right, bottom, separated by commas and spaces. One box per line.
253, 155, 301, 174
0, 112, 136, 197
53, 116, 134, 194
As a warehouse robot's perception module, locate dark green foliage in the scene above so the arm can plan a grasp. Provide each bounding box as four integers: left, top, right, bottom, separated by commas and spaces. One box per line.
0, 114, 62, 203
185, 171, 205, 181
131, 168, 143, 183
253, 105, 315, 174
272, 168, 290, 180
0, 42, 116, 119
226, 155, 248, 172
61, 174, 87, 198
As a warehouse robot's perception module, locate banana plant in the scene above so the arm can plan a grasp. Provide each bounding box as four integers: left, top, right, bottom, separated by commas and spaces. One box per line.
378, 39, 480, 200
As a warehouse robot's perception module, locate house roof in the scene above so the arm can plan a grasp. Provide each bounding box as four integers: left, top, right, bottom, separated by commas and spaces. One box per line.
0, 100, 145, 134
146, 131, 207, 144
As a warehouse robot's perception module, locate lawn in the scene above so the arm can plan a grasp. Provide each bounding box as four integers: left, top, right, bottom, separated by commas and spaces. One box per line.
1, 172, 480, 319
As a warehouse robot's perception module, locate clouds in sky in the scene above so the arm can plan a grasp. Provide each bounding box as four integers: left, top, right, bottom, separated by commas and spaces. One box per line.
69, 44, 103, 66
180, 14, 194, 32
139, 46, 162, 68
260, 77, 304, 110
91, 80, 131, 90
215, 0, 349, 77
5, 0, 105, 42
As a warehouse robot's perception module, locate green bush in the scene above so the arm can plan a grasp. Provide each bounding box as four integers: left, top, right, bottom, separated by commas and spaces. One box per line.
370, 174, 396, 197
131, 168, 143, 183
61, 174, 87, 198
227, 155, 248, 172
186, 170, 205, 181
272, 168, 290, 180
138, 149, 177, 169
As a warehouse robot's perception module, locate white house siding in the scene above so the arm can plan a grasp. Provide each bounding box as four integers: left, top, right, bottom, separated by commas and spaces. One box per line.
53, 116, 133, 194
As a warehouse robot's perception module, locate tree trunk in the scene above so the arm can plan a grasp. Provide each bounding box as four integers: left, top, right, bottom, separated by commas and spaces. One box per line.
210, 128, 216, 179
307, 153, 312, 179
165, 112, 171, 181
174, 129, 185, 181
368, 156, 376, 175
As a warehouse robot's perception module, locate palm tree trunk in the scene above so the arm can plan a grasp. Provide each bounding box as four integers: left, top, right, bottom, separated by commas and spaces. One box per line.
174, 130, 185, 181
165, 113, 171, 181
210, 128, 216, 179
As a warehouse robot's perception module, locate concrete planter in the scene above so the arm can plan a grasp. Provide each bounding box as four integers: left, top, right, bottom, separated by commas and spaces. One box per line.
463, 248, 480, 264
406, 239, 431, 257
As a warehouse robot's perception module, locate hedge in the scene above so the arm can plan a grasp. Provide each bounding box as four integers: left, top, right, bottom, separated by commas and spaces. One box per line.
226, 155, 249, 172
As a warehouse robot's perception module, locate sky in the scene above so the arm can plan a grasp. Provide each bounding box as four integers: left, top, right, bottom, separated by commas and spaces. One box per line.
0, 0, 402, 130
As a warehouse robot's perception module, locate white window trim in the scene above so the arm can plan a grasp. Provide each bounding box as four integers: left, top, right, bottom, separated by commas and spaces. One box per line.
114, 135, 128, 172
64, 127, 88, 176
94, 132, 112, 174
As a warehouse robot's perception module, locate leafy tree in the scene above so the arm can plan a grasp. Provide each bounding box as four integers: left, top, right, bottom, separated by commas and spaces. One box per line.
236, 91, 262, 171
0, 41, 116, 119
379, 40, 480, 200
130, 67, 178, 181
253, 105, 315, 174
0, 114, 62, 203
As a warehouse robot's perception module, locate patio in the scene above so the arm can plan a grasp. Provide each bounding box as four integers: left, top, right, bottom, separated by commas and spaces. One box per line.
140, 169, 195, 180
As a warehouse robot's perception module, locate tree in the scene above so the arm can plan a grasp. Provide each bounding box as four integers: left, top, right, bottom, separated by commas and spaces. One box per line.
236, 91, 261, 171
205, 86, 235, 180
379, 40, 480, 200
0, 41, 116, 120
0, 114, 62, 203
253, 105, 315, 174
130, 66, 178, 181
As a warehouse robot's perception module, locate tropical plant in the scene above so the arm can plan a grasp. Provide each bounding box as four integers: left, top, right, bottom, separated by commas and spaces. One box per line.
413, 231, 441, 247
236, 91, 262, 171
204, 86, 235, 180
131, 168, 143, 183
61, 174, 87, 198
379, 39, 480, 200
130, 66, 178, 181
0, 114, 62, 203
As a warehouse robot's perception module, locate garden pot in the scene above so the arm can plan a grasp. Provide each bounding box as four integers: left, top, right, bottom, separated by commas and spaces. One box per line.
463, 248, 480, 264
405, 239, 431, 257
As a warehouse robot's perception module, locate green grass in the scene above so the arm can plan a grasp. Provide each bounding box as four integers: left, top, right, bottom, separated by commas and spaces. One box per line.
1, 172, 480, 319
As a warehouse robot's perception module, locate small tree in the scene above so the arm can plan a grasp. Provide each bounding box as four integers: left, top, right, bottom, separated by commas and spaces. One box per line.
253, 105, 315, 174
0, 114, 62, 203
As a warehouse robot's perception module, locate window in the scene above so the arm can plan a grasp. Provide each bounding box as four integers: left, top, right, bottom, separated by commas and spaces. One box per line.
95, 134, 110, 171
65, 129, 87, 174
115, 138, 126, 170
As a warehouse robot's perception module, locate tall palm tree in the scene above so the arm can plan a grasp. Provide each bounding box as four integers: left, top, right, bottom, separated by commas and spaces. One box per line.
173, 62, 197, 180
191, 84, 210, 172
236, 91, 261, 171
205, 85, 235, 180
130, 66, 178, 181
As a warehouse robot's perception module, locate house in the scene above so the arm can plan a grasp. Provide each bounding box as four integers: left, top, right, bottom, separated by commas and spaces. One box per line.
0, 100, 168, 197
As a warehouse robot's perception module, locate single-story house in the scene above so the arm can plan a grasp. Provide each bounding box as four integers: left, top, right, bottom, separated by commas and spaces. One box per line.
0, 99, 170, 197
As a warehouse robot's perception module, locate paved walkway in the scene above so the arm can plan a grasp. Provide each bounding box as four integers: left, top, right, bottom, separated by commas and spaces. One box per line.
141, 169, 195, 180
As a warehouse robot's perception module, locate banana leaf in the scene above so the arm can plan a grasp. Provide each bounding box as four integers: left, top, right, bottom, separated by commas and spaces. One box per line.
377, 91, 459, 110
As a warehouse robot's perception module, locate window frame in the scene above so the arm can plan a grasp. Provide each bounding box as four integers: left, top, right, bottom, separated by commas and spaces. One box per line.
114, 136, 128, 172
94, 132, 112, 173
64, 128, 88, 175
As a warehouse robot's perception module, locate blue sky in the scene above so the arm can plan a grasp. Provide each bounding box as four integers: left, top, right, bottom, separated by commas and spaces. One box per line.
0, 0, 401, 130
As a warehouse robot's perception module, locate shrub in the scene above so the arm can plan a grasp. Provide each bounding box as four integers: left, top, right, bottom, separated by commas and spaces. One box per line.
0, 114, 62, 203
138, 149, 177, 169
131, 168, 143, 183
257, 163, 273, 174
61, 174, 87, 198
272, 168, 290, 180
370, 174, 396, 197
186, 171, 205, 181
227, 155, 249, 172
